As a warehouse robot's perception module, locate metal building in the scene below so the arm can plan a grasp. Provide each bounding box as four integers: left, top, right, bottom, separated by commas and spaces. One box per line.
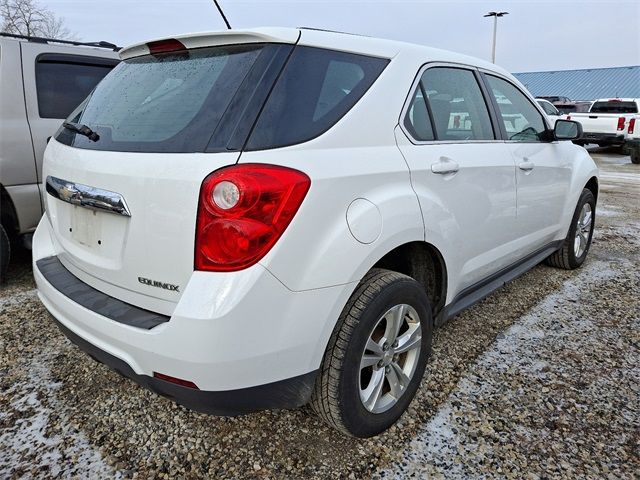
514, 65, 640, 101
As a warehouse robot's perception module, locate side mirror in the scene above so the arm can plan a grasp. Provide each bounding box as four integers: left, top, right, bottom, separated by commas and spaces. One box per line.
554, 119, 582, 141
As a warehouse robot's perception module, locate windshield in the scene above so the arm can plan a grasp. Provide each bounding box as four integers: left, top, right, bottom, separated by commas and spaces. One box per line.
590, 101, 638, 114
55, 44, 266, 153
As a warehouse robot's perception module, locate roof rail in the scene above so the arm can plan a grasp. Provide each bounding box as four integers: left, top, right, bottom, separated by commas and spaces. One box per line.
0, 32, 120, 51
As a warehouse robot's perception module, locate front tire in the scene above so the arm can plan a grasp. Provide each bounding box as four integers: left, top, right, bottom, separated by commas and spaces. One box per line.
310, 268, 432, 437
545, 188, 595, 270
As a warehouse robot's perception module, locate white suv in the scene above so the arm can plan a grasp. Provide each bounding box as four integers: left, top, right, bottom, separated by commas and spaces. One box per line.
33, 28, 598, 437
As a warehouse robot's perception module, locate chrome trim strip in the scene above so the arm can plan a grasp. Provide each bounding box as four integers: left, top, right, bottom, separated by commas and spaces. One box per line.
45, 176, 131, 217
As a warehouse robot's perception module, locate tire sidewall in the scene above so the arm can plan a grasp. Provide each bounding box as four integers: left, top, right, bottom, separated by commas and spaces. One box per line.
339, 278, 432, 437
566, 189, 596, 268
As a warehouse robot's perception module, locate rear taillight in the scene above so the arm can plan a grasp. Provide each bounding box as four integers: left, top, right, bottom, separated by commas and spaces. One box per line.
566, 115, 571, 120
617, 117, 626, 131
628, 118, 636, 134
195, 164, 311, 272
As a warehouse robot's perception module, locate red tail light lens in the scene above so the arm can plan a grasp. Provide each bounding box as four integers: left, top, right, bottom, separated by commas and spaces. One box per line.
617, 117, 626, 131
566, 115, 571, 120
628, 118, 636, 134
195, 164, 311, 272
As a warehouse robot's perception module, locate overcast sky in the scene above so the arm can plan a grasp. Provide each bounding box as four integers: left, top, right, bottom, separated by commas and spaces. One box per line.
46, 0, 639, 72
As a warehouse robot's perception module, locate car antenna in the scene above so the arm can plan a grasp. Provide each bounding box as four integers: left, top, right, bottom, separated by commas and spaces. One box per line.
213, 0, 232, 30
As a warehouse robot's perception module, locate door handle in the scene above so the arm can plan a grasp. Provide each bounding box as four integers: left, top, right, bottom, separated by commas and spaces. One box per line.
518, 160, 535, 171
431, 158, 460, 175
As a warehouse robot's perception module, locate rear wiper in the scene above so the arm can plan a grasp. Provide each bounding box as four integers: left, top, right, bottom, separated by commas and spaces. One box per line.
63, 121, 100, 142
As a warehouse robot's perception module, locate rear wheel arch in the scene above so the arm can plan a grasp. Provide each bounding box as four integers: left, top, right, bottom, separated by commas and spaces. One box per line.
371, 241, 447, 316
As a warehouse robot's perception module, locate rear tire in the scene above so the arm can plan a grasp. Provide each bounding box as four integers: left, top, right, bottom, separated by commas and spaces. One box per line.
545, 188, 595, 270
630, 146, 640, 164
310, 268, 432, 437
0, 224, 10, 283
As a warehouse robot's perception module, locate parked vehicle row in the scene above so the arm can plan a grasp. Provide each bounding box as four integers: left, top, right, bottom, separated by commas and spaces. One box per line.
568, 98, 640, 164
0, 33, 120, 280
32, 27, 597, 437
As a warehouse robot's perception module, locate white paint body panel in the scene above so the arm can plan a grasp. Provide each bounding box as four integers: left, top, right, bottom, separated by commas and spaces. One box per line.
33, 27, 598, 393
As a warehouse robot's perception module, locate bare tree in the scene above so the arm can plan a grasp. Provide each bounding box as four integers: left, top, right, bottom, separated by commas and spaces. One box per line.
1, 0, 77, 39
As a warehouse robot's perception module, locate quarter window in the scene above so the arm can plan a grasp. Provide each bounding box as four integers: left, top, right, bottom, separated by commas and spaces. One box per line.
486, 75, 547, 142
415, 67, 495, 141
35, 55, 118, 119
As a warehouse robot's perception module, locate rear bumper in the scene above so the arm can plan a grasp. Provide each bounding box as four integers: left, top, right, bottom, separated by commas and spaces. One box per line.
33, 216, 353, 414
581, 132, 625, 145
53, 317, 316, 415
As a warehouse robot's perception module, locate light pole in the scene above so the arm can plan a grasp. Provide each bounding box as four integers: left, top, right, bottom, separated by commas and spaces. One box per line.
484, 11, 508, 63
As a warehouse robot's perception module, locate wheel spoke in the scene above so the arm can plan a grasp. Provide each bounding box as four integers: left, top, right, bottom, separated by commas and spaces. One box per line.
386, 362, 410, 398
384, 304, 407, 344
365, 337, 384, 356
360, 353, 382, 370
582, 209, 592, 230
362, 369, 385, 411
395, 324, 422, 354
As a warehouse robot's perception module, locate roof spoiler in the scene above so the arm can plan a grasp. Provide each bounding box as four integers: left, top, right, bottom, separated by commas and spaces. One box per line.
119, 28, 300, 60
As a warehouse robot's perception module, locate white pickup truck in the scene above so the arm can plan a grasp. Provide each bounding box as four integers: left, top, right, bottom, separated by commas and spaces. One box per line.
569, 98, 640, 163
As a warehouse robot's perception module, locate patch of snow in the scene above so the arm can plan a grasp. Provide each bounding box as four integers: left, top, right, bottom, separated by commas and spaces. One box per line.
377, 260, 620, 479
0, 356, 119, 479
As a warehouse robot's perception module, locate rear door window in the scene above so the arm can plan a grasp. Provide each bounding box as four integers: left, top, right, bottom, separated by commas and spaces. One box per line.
404, 86, 434, 141
416, 67, 495, 141
486, 75, 547, 142
35, 54, 118, 119
245, 47, 388, 150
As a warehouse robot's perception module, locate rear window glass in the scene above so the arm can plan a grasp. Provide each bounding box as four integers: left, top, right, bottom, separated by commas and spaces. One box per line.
245, 47, 388, 150
56, 44, 266, 153
36, 55, 117, 119
55, 44, 387, 153
590, 101, 638, 114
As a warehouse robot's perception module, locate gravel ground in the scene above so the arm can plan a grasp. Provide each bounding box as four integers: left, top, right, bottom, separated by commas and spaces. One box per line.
1, 150, 638, 479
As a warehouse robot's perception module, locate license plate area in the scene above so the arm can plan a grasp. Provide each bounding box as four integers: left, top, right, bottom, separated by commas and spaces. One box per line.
71, 206, 101, 248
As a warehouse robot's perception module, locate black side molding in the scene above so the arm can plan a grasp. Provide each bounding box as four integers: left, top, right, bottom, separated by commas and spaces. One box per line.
53, 317, 317, 415
36, 256, 169, 330
436, 240, 563, 326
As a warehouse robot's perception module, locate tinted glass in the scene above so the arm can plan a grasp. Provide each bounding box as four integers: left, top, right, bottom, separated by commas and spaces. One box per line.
35, 56, 117, 118
404, 86, 434, 141
487, 75, 547, 142
56, 45, 265, 153
246, 46, 388, 150
420, 67, 494, 141
538, 100, 559, 116
590, 101, 637, 114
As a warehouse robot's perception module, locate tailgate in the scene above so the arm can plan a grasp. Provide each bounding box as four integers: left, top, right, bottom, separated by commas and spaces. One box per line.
43, 140, 239, 312
571, 114, 621, 134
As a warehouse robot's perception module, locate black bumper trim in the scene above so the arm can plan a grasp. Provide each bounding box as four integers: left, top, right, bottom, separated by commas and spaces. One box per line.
581, 132, 625, 145
36, 256, 169, 329
53, 317, 317, 415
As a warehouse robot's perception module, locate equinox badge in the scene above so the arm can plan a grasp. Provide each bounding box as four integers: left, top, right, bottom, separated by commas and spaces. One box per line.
138, 277, 180, 292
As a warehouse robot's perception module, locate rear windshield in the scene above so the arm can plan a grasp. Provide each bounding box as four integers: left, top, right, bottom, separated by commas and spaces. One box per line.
590, 101, 638, 114
56, 43, 388, 153
56, 44, 265, 153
